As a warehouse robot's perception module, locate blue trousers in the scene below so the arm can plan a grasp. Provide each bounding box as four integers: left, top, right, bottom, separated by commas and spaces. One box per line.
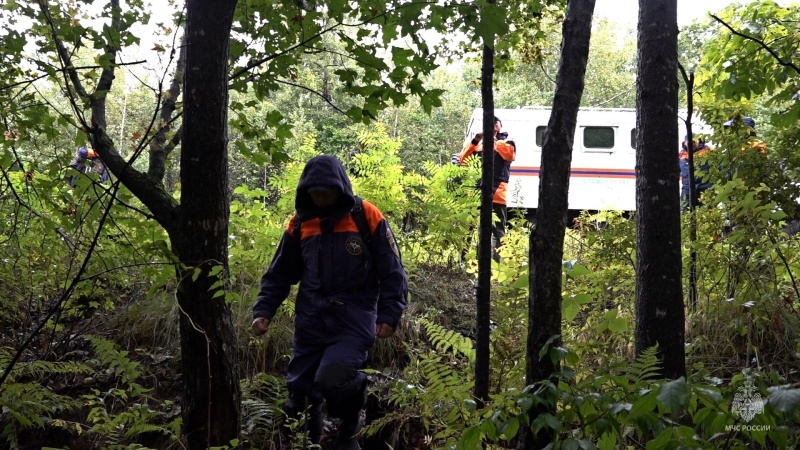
286, 337, 369, 419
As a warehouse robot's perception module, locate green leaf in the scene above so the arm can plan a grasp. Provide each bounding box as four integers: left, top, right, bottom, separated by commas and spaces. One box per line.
609, 402, 632, 415
464, 398, 477, 412
518, 395, 534, 412
480, 416, 498, 440
352, 47, 390, 72
563, 260, 591, 277
694, 386, 723, 403
767, 387, 800, 414
474, 2, 510, 42
512, 274, 529, 289
597, 431, 617, 450
563, 293, 592, 322
538, 334, 561, 360
658, 377, 689, 414
562, 440, 579, 450
629, 390, 658, 420
543, 413, 561, 432
501, 417, 519, 439
646, 428, 675, 450
457, 425, 482, 450
597, 309, 628, 334
770, 209, 788, 221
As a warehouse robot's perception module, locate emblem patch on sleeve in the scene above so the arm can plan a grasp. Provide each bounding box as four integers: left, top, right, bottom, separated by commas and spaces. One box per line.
346, 236, 364, 255
387, 229, 400, 257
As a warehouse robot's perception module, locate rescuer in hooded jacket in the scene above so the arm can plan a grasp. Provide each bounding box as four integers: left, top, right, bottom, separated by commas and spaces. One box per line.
252, 154, 408, 449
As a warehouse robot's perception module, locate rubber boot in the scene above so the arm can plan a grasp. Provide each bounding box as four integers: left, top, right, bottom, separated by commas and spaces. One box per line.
332, 382, 367, 450
309, 403, 324, 446
333, 414, 362, 450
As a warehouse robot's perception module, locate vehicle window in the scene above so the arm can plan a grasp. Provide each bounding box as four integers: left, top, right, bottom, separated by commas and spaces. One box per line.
583, 127, 615, 149
630, 128, 636, 149
535, 126, 546, 147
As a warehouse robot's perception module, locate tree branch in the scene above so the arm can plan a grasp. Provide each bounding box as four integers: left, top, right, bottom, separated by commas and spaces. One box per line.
37, 0, 182, 232
230, 21, 344, 81
149, 41, 186, 181
711, 14, 800, 74
275, 78, 348, 115
229, 1, 444, 81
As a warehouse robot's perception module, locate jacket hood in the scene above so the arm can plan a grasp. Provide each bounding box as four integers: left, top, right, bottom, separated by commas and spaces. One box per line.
295, 155, 355, 219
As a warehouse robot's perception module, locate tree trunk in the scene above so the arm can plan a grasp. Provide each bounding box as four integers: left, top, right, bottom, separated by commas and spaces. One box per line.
519, 1, 595, 448
176, 1, 241, 448
37, 11, 244, 443
678, 66, 698, 312
634, 0, 686, 380
475, 0, 496, 406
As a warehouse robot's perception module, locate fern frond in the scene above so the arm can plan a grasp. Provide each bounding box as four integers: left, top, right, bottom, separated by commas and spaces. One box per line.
13, 359, 92, 382
125, 422, 177, 439
241, 373, 285, 436
0, 346, 92, 382
362, 414, 398, 437
87, 335, 142, 385
0, 381, 80, 448
420, 319, 475, 362
241, 398, 278, 434
628, 345, 662, 384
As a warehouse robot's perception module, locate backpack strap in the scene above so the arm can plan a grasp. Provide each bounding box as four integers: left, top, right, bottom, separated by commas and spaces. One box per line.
291, 215, 304, 241
351, 196, 374, 269
351, 196, 373, 245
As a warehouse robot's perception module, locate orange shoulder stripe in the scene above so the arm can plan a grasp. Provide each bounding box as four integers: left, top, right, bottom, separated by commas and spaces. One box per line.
285, 216, 324, 239
360, 199, 385, 233
284, 212, 373, 239
334, 217, 360, 234
284, 215, 298, 234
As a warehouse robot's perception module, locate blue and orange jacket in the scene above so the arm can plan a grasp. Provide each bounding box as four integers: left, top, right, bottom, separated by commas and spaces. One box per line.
458, 133, 516, 205
253, 155, 408, 344
679, 141, 712, 190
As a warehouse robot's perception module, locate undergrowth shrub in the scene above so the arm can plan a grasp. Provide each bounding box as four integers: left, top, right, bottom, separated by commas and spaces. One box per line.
459, 347, 800, 450
562, 211, 637, 366
0, 336, 180, 449
684, 175, 800, 378
240, 373, 287, 448
0, 346, 85, 450
364, 319, 478, 449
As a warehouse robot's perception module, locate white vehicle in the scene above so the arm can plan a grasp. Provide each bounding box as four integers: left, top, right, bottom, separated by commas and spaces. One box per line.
463, 107, 710, 212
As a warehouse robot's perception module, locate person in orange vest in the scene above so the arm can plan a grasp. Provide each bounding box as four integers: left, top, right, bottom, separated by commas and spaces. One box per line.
719, 116, 768, 187
720, 116, 768, 235
679, 135, 712, 210
723, 116, 767, 153
458, 116, 516, 261
68, 147, 108, 187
